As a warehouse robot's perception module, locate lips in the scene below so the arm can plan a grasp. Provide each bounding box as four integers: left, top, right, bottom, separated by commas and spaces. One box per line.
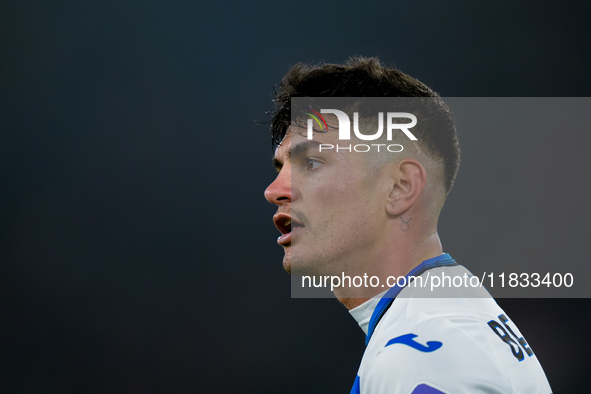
273, 213, 305, 246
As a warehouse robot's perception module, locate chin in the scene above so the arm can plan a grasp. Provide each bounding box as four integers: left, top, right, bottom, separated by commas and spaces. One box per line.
281, 246, 292, 274
281, 250, 319, 276
287, 255, 331, 277
282, 262, 292, 274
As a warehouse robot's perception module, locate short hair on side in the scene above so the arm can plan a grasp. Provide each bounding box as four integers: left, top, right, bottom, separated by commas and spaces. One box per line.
269, 56, 461, 194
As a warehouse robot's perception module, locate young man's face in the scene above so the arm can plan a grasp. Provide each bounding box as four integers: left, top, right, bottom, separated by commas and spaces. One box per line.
264, 125, 390, 277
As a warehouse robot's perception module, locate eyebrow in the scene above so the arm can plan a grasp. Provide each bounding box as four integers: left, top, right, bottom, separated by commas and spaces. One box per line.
272, 140, 322, 170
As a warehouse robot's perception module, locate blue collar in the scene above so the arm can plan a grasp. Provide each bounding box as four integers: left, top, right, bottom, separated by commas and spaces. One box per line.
365, 253, 457, 345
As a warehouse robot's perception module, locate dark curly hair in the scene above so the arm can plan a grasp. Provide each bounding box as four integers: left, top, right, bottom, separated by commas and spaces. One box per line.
269, 56, 460, 194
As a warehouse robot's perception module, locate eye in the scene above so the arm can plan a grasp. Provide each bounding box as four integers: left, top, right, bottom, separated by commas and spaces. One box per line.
305, 158, 322, 171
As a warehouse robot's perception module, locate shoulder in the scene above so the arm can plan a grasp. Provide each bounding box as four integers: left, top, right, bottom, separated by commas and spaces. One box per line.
357, 267, 552, 393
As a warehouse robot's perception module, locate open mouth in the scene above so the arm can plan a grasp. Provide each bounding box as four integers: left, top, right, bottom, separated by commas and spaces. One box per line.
274, 215, 305, 245
277, 218, 303, 234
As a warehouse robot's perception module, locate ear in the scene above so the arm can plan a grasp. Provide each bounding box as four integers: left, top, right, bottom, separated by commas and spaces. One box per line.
385, 159, 427, 216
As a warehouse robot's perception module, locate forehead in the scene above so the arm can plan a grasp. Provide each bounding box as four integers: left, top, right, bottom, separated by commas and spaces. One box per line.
273, 125, 342, 160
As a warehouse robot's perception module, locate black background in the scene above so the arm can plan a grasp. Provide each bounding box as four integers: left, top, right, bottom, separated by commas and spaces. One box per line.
2, 1, 590, 392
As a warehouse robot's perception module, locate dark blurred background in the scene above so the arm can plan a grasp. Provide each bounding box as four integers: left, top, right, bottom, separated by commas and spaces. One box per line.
1, 1, 590, 392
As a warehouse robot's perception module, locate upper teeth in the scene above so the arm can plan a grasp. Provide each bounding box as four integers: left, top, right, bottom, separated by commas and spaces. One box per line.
285, 219, 291, 226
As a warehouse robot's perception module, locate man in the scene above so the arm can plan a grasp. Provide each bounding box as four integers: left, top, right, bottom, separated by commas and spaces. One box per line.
264, 57, 552, 393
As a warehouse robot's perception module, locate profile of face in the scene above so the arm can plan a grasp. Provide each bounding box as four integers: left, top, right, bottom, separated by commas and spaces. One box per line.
264, 124, 393, 277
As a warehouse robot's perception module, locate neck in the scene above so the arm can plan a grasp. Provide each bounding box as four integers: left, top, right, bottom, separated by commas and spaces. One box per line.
335, 231, 443, 310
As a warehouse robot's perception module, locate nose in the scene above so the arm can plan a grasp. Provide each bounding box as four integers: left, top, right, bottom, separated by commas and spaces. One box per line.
264, 169, 292, 205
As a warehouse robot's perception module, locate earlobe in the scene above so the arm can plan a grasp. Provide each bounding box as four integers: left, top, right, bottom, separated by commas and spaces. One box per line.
385, 160, 426, 217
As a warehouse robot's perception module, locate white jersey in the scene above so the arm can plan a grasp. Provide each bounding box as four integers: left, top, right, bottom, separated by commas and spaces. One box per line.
349, 254, 552, 394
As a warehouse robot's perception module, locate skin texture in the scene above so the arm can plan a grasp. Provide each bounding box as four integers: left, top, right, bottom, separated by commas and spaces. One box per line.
265, 124, 445, 310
